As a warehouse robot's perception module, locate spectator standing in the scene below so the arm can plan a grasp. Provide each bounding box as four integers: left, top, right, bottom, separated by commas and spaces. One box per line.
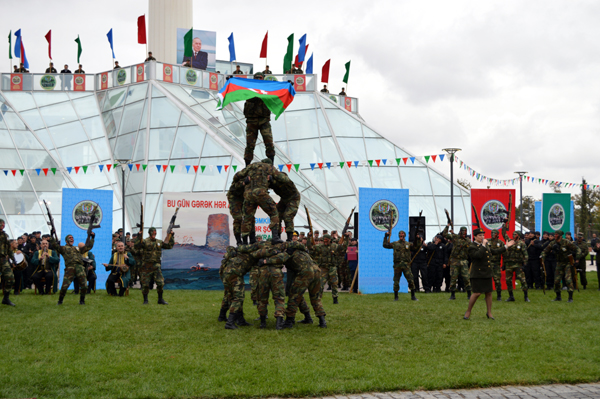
74, 64, 85, 73
145, 52, 156, 62
347, 238, 358, 292
45, 63, 57, 73
590, 233, 598, 266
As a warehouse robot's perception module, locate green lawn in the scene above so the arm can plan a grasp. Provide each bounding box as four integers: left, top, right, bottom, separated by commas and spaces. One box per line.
1, 274, 599, 399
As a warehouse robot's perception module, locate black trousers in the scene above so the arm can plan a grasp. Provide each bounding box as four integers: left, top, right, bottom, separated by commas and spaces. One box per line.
442, 265, 451, 291
32, 270, 54, 294
106, 274, 127, 296
74, 270, 96, 294
545, 260, 557, 289
525, 259, 542, 288
427, 263, 443, 291
411, 261, 429, 291
13, 269, 23, 294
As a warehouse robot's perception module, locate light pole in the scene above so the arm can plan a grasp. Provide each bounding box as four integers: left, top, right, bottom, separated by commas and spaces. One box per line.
116, 159, 131, 244
514, 171, 527, 234
442, 148, 461, 226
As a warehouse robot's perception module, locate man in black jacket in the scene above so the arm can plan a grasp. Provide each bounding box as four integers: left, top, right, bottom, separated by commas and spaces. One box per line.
525, 232, 543, 289
427, 234, 448, 292
45, 63, 57, 73
411, 234, 429, 292
541, 232, 556, 289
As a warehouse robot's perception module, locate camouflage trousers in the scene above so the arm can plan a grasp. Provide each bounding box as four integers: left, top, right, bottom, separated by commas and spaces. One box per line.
276, 196, 300, 233
241, 188, 279, 235
286, 265, 325, 317
337, 259, 351, 288
505, 263, 528, 292
320, 264, 339, 299
554, 262, 574, 293
244, 117, 274, 163
249, 266, 259, 302
393, 262, 415, 292
449, 259, 471, 292
60, 264, 87, 296
491, 262, 502, 292
140, 262, 165, 295
229, 199, 243, 235
258, 265, 285, 317
1, 258, 14, 294
222, 270, 245, 314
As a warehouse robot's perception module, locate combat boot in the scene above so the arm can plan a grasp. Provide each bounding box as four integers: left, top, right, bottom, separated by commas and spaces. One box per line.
244, 158, 252, 167
271, 230, 283, 244
143, 293, 149, 305
157, 292, 168, 305
286, 231, 293, 242
394, 291, 399, 301
242, 235, 249, 245
249, 231, 256, 244
411, 290, 418, 301
505, 291, 515, 302
283, 316, 295, 329
318, 315, 327, 328
568, 291, 573, 303
218, 306, 228, 322
79, 293, 85, 305
275, 316, 285, 330
552, 292, 562, 301
259, 315, 267, 329
299, 311, 313, 324
333, 297, 338, 304
225, 313, 238, 330
496, 291, 502, 301
57, 294, 65, 305
236, 311, 251, 326
234, 233, 243, 246
268, 155, 275, 165
449, 291, 456, 300
2, 293, 15, 307
524, 291, 530, 302
467, 290, 471, 300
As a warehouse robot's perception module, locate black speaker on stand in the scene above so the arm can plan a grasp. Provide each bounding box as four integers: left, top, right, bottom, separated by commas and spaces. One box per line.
409, 216, 426, 242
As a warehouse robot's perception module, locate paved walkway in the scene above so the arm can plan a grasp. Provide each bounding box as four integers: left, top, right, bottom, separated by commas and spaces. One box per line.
321, 383, 600, 399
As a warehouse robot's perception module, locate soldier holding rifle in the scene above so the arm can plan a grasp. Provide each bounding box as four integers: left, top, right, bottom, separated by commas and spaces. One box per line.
541, 230, 581, 302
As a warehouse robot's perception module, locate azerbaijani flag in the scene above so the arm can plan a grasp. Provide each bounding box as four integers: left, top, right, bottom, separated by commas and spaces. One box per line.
216, 77, 295, 120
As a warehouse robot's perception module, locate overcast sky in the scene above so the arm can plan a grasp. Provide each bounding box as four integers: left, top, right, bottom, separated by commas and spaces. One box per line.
2, 0, 598, 202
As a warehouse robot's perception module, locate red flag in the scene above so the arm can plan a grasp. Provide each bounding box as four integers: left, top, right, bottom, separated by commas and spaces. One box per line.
45, 30, 52, 60
260, 31, 268, 58
321, 59, 330, 83
294, 44, 309, 68
137, 15, 147, 44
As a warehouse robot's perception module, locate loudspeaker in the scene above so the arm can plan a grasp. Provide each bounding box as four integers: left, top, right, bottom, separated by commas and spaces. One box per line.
409, 216, 426, 242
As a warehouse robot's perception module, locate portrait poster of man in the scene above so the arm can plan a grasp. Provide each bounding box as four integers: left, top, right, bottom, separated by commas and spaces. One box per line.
176, 28, 216, 71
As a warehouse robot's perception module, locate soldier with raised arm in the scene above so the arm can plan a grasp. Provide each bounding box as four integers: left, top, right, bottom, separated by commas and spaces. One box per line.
50, 232, 95, 305
441, 225, 471, 300
134, 227, 174, 305
383, 230, 419, 301
542, 230, 581, 302
308, 232, 349, 304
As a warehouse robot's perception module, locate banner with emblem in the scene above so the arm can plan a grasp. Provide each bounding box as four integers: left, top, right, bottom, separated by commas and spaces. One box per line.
73, 74, 86, 91
209, 72, 218, 90
163, 64, 173, 82
136, 63, 145, 82
293, 74, 306, 92
541, 193, 572, 235
100, 72, 109, 90
10, 74, 23, 91
344, 96, 352, 112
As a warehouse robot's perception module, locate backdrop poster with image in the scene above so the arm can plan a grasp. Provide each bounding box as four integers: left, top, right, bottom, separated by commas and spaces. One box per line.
535, 199, 575, 235
161, 192, 269, 290
541, 193, 572, 235
358, 187, 409, 294
59, 188, 113, 290
176, 28, 216, 71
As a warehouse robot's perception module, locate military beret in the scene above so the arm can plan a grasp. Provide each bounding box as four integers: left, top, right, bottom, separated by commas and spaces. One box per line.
65, 234, 73, 240
261, 158, 273, 165
459, 227, 467, 232
253, 72, 265, 79
112, 234, 118, 238
322, 234, 331, 239
398, 230, 406, 235
554, 230, 564, 237
331, 230, 338, 235
473, 228, 485, 236
515, 231, 523, 239
577, 232, 584, 237
323, 230, 328, 234
0, 218, 4, 224
148, 227, 157, 234
293, 231, 298, 236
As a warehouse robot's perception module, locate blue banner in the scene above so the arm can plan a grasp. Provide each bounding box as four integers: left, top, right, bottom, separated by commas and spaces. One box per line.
358, 187, 409, 294
60, 188, 113, 290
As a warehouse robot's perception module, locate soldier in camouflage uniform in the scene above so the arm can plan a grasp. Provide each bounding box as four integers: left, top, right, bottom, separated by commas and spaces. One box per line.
134, 227, 174, 305
219, 246, 254, 330
383, 230, 419, 301
249, 242, 286, 329
126, 238, 140, 287
542, 230, 581, 302
240, 159, 282, 244
442, 225, 471, 300
308, 233, 349, 304
0, 219, 15, 306
227, 172, 247, 246
243, 72, 275, 166
501, 225, 529, 302
486, 229, 506, 301
575, 232, 589, 289
331, 231, 351, 291
50, 232, 95, 305
270, 171, 300, 242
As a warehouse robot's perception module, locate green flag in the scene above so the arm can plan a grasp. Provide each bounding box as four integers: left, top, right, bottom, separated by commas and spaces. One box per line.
8, 30, 11, 60
75, 35, 82, 63
283, 33, 294, 73
343, 60, 351, 84
183, 28, 193, 57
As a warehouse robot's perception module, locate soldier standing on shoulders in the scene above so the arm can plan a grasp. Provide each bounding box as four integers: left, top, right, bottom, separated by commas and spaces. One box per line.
383, 230, 418, 301
442, 225, 472, 300
270, 171, 300, 242
227, 172, 247, 246
542, 230, 581, 302
243, 72, 275, 166
135, 227, 174, 305
501, 224, 529, 302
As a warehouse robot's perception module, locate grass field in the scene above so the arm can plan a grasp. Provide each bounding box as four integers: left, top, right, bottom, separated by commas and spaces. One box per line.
1, 274, 599, 399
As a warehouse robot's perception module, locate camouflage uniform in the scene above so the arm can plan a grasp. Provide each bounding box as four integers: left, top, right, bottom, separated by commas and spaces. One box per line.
308, 236, 347, 300
240, 161, 280, 237
243, 97, 274, 165
283, 241, 325, 318
333, 237, 351, 290
50, 237, 94, 297
382, 233, 418, 292
486, 230, 506, 297
575, 238, 589, 288
442, 226, 471, 293
0, 228, 14, 295
221, 247, 254, 315
270, 172, 300, 237
128, 244, 142, 286
251, 243, 286, 318
134, 235, 174, 295
227, 173, 246, 241
502, 227, 528, 294
542, 235, 581, 294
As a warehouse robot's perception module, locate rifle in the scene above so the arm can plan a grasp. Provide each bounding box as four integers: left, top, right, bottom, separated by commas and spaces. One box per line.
568, 254, 579, 292
136, 202, 144, 241
341, 206, 356, 237
43, 199, 59, 242
505, 193, 513, 224
383, 210, 393, 244
85, 206, 101, 246
413, 210, 423, 245
472, 204, 481, 230
444, 208, 453, 230
539, 257, 546, 294
304, 205, 315, 245
164, 207, 180, 242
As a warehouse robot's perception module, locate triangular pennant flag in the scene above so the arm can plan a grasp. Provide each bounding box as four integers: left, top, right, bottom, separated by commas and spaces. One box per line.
74, 166, 80, 174
142, 164, 147, 171
382, 159, 387, 165
339, 162, 345, 169
19, 170, 24, 176
439, 154, 445, 161
11, 170, 16, 176
193, 165, 199, 173
326, 162, 331, 169
99, 165, 104, 172
431, 155, 437, 162
424, 156, 430, 163
278, 164, 284, 172
354, 161, 359, 168
128, 164, 133, 171
135, 164, 140, 171
224, 165, 229, 172
106, 164, 112, 172
347, 161, 352, 168
90, 165, 97, 173
310, 163, 316, 171
318, 163, 323, 169
35, 168, 41, 176
396, 158, 401, 165
217, 165, 222, 173
83, 165, 89, 174
156, 165, 162, 172
162, 165, 168, 172
201, 165, 206, 173
294, 164, 299, 172
403, 158, 408, 165
186, 165, 191, 173
285, 164, 291, 172
208, 165, 214, 172
368, 160, 373, 167
410, 157, 415, 164
43, 168, 48, 176
375, 160, 381, 166
3, 170, 8, 176
232, 165, 237, 172
67, 167, 73, 174
170, 165, 176, 173
113, 163, 118, 170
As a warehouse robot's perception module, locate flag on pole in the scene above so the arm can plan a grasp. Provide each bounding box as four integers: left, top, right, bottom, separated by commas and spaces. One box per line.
44, 30, 51, 59
283, 33, 294, 73
217, 77, 296, 120
14, 29, 21, 58
343, 60, 351, 84
260, 31, 268, 58
306, 53, 313, 74
7, 31, 11, 60
106, 29, 115, 59
75, 35, 82, 63
298, 34, 307, 63
137, 15, 146, 44
294, 44, 308, 68
228, 33, 236, 62
183, 28, 193, 57
321, 59, 330, 83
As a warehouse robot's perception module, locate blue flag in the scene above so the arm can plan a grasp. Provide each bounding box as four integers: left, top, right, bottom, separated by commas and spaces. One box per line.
298, 34, 306, 62
14, 29, 21, 58
106, 29, 115, 59
306, 53, 313, 74
228, 33, 236, 62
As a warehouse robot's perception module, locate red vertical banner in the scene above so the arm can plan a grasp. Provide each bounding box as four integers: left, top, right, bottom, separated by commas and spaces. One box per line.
344, 96, 352, 112
10, 74, 23, 91
209, 73, 219, 90
100, 72, 109, 90
73, 74, 86, 91
136, 64, 145, 82
163, 64, 173, 82
293, 75, 306, 92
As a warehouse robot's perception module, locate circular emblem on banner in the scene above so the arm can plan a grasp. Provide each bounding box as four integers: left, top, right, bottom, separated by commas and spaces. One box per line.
329, 95, 337, 103
210, 75, 217, 84
137, 65, 144, 76
186, 69, 198, 85
101, 74, 108, 84
369, 200, 398, 231
40, 75, 57, 90
548, 203, 565, 230
345, 98, 351, 106
117, 69, 127, 85
295, 76, 305, 86
480, 200, 507, 230
164, 66, 172, 76
264, 75, 278, 81
72, 200, 103, 231
11, 75, 22, 85
74, 76, 84, 86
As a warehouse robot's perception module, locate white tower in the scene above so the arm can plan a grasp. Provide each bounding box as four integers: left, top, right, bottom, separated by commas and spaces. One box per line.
148, 0, 193, 64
